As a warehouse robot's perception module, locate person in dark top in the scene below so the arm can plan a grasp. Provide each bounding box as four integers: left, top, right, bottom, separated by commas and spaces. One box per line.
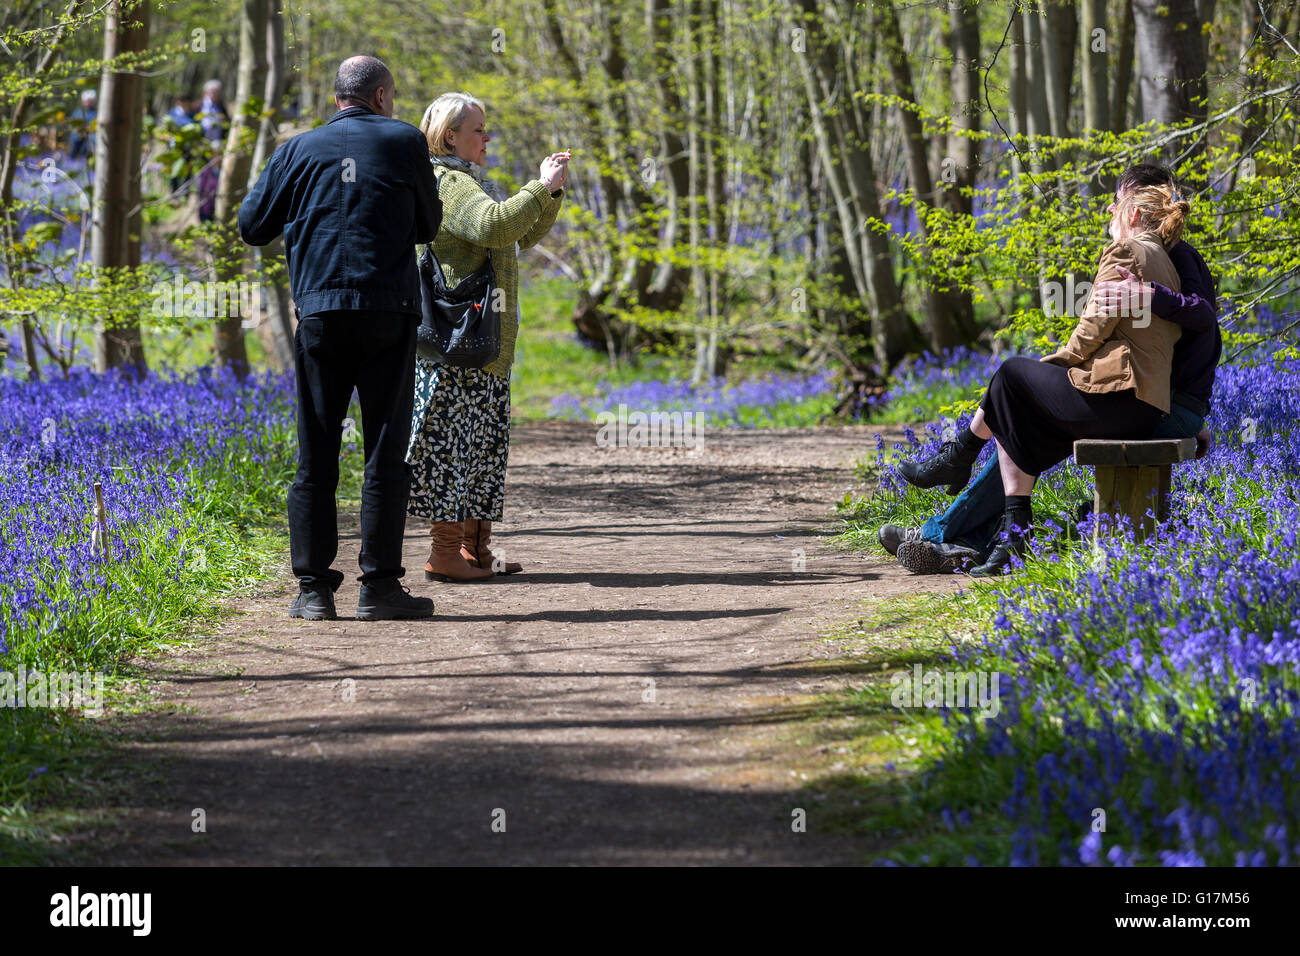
163, 94, 196, 194
1121, 239, 1220, 422
881, 164, 1220, 574
69, 89, 97, 161
239, 55, 443, 621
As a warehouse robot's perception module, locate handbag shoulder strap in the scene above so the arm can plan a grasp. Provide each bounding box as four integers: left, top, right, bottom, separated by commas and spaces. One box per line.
429, 165, 492, 274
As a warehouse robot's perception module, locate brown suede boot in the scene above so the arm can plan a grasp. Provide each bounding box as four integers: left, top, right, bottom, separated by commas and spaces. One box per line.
425, 521, 493, 582
461, 519, 523, 575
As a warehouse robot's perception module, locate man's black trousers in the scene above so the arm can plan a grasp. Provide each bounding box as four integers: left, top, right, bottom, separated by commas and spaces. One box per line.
289, 311, 417, 592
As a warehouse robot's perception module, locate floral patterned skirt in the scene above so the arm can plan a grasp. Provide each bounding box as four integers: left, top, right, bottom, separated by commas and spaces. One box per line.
405, 360, 510, 522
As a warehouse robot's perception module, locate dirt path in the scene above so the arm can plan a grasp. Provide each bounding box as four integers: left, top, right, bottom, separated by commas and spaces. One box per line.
69, 421, 962, 865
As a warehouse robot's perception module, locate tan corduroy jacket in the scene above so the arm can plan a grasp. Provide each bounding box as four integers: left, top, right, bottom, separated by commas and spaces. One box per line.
428, 166, 563, 380
1041, 231, 1183, 413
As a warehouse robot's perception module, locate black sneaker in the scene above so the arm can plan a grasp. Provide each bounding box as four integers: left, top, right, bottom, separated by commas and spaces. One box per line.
356, 580, 435, 621
289, 588, 337, 621
897, 538, 983, 574
878, 524, 923, 556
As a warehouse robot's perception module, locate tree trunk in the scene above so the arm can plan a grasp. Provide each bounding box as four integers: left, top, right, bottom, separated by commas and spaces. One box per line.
646, 0, 691, 313
1008, 11, 1027, 190
1133, 0, 1208, 162
92, 0, 150, 375
945, 0, 981, 218
688, 0, 708, 383
789, 0, 914, 369
213, 0, 270, 376
1113, 0, 1136, 131
1081, 0, 1110, 133
875, 0, 974, 352
544, 0, 666, 355
701, 0, 726, 378
1040, 1, 1075, 145
1021, 6, 1052, 175
251, 0, 293, 369
1197, 0, 1218, 64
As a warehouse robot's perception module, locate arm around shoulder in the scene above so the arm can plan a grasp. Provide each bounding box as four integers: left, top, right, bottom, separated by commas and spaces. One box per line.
1045, 239, 1138, 364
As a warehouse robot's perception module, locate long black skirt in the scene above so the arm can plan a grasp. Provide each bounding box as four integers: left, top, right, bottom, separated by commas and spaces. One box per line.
979, 356, 1162, 477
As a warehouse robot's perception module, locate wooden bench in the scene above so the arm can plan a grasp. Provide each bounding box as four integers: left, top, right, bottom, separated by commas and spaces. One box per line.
1073, 438, 1196, 542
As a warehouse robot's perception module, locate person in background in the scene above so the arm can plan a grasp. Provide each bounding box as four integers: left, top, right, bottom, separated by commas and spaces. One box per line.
406, 92, 567, 582
167, 94, 194, 128
880, 164, 1219, 575
163, 94, 196, 194
198, 80, 229, 142
239, 55, 443, 621
196, 80, 228, 222
69, 89, 97, 162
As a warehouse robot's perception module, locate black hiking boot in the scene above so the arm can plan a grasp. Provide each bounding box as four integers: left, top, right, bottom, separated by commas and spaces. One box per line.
878, 524, 924, 556
969, 513, 1032, 577
356, 580, 435, 621
897, 538, 984, 575
897, 441, 975, 496
289, 588, 338, 621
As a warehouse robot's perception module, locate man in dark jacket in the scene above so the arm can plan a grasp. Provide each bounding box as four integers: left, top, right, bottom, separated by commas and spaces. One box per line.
240, 55, 441, 621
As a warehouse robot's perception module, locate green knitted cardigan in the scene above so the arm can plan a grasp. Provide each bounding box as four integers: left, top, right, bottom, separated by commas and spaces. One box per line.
427, 159, 563, 379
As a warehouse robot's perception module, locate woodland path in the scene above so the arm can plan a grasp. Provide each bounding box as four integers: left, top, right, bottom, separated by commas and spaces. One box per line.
65, 421, 961, 865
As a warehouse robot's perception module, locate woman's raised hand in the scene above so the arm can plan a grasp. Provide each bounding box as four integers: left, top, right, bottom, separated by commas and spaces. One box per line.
539, 151, 572, 191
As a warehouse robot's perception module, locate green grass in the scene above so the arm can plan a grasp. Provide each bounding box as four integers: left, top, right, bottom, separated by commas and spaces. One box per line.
811, 437, 1100, 862
510, 277, 678, 420
0, 407, 301, 862
864, 383, 978, 426
1, 532, 289, 862
510, 277, 842, 425
747, 590, 999, 860
810, 414, 1300, 864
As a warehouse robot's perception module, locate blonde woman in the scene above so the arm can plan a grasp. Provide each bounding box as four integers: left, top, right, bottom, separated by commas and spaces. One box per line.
897, 183, 1190, 575
407, 92, 567, 581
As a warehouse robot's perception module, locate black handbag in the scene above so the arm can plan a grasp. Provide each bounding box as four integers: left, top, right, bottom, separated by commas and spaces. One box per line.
415, 243, 501, 368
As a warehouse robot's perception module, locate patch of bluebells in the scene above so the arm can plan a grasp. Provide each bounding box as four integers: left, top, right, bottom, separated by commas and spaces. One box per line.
549, 370, 837, 427
0, 367, 295, 661
871, 347, 1300, 865
867, 346, 1009, 417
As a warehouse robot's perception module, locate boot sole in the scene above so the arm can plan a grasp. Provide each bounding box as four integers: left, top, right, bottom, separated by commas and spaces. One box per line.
289, 608, 338, 621
356, 605, 435, 621
897, 541, 978, 575
424, 571, 494, 583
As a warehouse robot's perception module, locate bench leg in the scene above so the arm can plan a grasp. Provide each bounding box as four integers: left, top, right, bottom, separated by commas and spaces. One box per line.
1092, 464, 1172, 543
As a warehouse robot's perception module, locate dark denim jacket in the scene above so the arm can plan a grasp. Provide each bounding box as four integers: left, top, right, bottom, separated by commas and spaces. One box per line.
239, 106, 441, 317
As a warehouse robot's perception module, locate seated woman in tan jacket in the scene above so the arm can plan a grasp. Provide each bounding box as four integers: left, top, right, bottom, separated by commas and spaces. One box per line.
897, 184, 1191, 575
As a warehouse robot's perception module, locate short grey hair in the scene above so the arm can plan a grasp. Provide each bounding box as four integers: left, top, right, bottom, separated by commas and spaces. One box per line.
334, 56, 393, 108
